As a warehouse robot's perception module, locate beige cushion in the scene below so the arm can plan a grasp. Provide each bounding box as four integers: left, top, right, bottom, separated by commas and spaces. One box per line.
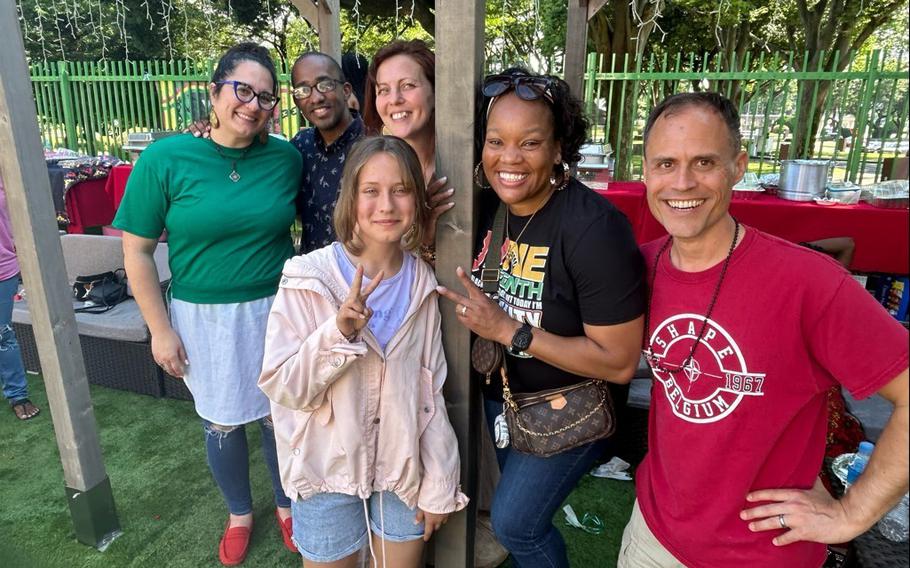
12, 234, 170, 342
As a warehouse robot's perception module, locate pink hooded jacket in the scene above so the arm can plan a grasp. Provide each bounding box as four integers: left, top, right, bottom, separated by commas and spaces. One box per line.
258, 245, 468, 514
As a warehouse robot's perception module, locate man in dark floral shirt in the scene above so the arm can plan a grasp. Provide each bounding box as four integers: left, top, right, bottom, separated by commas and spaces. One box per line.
290, 52, 365, 253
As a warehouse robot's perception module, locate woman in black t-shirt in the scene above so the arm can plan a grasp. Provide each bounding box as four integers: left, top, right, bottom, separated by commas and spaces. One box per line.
437, 68, 646, 567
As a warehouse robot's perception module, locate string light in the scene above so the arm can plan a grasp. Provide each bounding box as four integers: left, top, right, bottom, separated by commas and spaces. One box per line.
141, 0, 154, 31
16, 0, 31, 45
353, 0, 362, 60
51, 0, 66, 60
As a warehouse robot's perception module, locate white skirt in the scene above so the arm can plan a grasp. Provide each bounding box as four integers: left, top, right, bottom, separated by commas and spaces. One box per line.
170, 296, 274, 425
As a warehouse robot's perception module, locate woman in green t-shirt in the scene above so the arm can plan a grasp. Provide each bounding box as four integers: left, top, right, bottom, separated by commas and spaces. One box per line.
114, 43, 302, 566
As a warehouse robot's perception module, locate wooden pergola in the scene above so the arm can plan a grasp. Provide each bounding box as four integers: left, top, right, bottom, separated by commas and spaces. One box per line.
0, 1, 606, 566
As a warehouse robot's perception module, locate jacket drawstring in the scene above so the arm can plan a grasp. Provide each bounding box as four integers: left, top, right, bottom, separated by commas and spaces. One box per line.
363, 498, 378, 567
379, 491, 387, 568
362, 494, 388, 568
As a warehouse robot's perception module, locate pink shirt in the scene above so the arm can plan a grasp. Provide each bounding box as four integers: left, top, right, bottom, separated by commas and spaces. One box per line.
637, 228, 908, 568
0, 179, 20, 281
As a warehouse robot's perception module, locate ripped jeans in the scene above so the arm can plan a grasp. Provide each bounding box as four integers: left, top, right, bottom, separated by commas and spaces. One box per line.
203, 416, 291, 515
0, 274, 29, 404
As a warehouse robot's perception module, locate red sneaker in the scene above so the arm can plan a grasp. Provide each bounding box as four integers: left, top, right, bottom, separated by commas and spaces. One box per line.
218, 519, 252, 566
276, 509, 297, 553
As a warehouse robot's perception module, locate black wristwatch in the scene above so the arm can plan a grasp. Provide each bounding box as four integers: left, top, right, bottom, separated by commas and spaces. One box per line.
509, 322, 534, 355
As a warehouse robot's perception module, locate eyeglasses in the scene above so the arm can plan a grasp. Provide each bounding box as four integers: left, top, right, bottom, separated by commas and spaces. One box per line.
482, 74, 555, 103
216, 80, 278, 110
292, 78, 343, 100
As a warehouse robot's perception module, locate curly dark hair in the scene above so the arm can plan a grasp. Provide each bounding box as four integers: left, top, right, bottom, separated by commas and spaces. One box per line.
476, 67, 588, 176
210, 42, 278, 95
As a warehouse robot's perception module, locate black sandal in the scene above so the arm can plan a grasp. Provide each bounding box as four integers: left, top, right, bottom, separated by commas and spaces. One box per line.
11, 399, 40, 420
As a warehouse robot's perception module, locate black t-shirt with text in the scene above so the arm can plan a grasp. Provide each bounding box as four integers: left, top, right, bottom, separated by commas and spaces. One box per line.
471, 178, 645, 399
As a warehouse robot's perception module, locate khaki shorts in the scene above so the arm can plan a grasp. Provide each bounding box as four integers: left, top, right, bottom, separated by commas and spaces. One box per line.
617, 500, 686, 568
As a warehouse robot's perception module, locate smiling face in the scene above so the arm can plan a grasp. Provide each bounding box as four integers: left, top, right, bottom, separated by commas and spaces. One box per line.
374, 54, 435, 141
354, 152, 418, 251
643, 104, 747, 248
292, 55, 352, 143
209, 60, 274, 147
482, 93, 561, 216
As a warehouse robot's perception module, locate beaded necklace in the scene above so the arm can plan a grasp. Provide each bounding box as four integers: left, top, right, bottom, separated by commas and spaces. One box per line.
643, 218, 740, 375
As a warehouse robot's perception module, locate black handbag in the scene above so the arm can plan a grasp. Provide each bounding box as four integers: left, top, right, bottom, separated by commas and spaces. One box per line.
73, 270, 128, 314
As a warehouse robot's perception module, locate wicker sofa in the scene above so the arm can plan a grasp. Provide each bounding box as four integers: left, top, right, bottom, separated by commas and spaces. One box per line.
12, 234, 191, 400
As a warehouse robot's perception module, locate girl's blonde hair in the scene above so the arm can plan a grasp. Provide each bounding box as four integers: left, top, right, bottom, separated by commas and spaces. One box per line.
333, 136, 428, 255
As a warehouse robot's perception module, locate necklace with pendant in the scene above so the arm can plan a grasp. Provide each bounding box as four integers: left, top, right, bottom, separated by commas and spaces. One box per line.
643, 218, 740, 375
504, 187, 556, 270
211, 140, 252, 182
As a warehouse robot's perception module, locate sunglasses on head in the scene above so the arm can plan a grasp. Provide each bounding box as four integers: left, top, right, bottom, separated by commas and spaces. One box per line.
482, 74, 555, 102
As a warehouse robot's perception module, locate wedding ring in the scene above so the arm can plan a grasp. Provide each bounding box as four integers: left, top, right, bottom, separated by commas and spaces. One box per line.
778, 514, 787, 529
459, 305, 468, 316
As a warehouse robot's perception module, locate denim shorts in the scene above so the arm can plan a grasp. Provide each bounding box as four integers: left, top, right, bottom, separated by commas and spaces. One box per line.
291, 491, 424, 562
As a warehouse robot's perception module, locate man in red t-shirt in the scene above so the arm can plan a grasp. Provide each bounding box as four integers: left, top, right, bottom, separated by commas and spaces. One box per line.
618, 92, 909, 568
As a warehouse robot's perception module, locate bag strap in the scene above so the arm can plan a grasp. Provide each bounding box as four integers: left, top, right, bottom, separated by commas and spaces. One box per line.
480, 201, 508, 295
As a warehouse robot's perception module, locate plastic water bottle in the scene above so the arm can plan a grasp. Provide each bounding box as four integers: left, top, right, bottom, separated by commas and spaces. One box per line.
877, 493, 909, 542
845, 441, 875, 488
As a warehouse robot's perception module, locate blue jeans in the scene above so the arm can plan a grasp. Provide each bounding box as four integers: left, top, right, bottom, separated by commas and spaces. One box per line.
203, 417, 291, 515
0, 274, 29, 404
484, 397, 609, 568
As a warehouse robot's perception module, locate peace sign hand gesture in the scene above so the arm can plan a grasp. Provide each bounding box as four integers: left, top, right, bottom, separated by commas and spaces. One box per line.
337, 264, 384, 340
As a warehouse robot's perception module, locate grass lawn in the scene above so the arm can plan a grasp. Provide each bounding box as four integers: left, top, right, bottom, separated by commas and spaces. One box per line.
1, 374, 636, 567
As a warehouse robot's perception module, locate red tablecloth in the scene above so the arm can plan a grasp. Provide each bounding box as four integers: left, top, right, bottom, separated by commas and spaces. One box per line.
66, 177, 114, 234
104, 165, 908, 275
105, 163, 134, 211
596, 182, 910, 275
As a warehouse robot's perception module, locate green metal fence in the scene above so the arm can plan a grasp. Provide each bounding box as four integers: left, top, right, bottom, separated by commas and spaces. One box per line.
28, 50, 909, 183
29, 59, 305, 161
583, 49, 909, 184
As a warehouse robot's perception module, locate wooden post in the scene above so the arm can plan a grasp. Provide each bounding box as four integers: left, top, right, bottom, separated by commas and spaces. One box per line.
318, 0, 342, 63
290, 0, 341, 62
0, 1, 120, 549
434, 0, 486, 566
564, 0, 589, 98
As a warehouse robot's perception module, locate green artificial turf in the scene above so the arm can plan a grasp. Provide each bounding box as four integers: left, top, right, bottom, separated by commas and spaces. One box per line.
1, 374, 635, 567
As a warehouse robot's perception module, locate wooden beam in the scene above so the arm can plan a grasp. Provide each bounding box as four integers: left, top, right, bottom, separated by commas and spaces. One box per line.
318, 0, 342, 63
290, 0, 318, 27
564, 0, 589, 100
0, 0, 119, 548
588, 0, 609, 21
434, 0, 486, 566
289, 0, 340, 62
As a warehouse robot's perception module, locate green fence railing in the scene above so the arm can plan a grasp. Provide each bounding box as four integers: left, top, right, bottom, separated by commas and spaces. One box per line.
583, 49, 909, 184
29, 58, 305, 161
28, 50, 909, 183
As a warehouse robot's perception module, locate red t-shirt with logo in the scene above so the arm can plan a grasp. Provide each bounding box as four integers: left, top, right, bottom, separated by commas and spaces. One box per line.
636, 228, 909, 568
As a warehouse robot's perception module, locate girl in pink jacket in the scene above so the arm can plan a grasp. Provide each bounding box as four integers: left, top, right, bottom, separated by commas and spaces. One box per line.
259, 136, 467, 567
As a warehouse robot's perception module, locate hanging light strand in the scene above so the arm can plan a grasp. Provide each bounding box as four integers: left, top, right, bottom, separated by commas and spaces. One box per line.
353, 0, 362, 61
35, 3, 50, 62
140, 0, 154, 31
158, 0, 174, 60
97, 1, 107, 61
50, 0, 67, 61
17, 0, 31, 45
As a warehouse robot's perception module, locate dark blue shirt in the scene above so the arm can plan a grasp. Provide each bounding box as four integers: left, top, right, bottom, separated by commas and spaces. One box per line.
291, 112, 365, 253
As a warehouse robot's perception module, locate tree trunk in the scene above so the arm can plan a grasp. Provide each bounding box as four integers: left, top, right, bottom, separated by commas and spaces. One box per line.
790, 80, 832, 158
587, 1, 662, 180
